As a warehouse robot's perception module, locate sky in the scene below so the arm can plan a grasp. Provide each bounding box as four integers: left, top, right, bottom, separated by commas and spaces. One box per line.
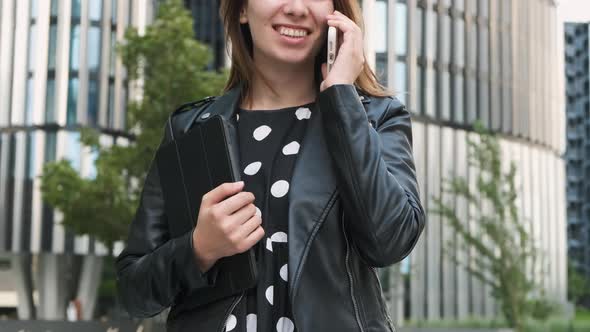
557, 0, 590, 23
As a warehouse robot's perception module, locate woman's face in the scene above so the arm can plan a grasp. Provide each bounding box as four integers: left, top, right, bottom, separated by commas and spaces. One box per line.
240, 0, 334, 67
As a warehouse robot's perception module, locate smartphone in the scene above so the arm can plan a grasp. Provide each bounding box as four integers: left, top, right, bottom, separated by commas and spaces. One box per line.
327, 26, 338, 73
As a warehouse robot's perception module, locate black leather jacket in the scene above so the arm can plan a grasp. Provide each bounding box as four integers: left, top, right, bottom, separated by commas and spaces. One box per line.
115, 84, 425, 332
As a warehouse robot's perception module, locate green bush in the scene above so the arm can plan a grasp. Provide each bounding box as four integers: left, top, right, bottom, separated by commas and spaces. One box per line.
529, 298, 561, 321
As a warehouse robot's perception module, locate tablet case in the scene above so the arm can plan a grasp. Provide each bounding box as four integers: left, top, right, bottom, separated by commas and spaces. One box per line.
156, 114, 258, 308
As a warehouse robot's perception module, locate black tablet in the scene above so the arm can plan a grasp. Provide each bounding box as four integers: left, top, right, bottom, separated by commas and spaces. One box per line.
156, 114, 258, 308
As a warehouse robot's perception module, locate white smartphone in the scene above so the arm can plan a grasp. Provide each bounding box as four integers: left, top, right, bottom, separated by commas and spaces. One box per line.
327, 26, 338, 73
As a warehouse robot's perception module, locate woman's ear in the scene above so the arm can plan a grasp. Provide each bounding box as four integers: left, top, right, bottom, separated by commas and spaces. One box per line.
239, 8, 248, 24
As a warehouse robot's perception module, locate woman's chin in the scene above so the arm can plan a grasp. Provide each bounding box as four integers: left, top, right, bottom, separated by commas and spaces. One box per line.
272, 54, 316, 68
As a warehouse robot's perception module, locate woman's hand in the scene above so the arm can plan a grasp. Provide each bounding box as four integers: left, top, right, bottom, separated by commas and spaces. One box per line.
320, 10, 365, 92
192, 181, 265, 273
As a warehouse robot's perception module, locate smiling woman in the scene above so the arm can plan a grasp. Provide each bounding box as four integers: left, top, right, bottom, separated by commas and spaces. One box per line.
115, 1, 425, 331
220, 0, 392, 110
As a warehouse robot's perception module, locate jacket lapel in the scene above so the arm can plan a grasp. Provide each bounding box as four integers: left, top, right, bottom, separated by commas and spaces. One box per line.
286, 101, 338, 293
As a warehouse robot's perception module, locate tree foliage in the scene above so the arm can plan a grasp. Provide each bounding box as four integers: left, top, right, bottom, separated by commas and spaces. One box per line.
40, 0, 227, 253
431, 122, 544, 331
568, 260, 590, 306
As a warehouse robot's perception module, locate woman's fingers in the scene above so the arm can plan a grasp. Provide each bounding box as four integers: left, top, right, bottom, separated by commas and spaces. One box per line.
216, 191, 255, 216
322, 10, 365, 88
327, 11, 359, 33
239, 214, 263, 238
229, 203, 257, 225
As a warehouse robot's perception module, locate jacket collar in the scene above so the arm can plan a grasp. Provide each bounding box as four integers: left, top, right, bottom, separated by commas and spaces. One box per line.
206, 83, 244, 123
205, 81, 371, 123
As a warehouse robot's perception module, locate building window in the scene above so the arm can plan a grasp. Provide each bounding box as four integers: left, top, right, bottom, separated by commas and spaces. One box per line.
112, 0, 118, 23
108, 82, 115, 127
375, 0, 388, 85
110, 31, 116, 76
395, 1, 408, 57
26, 132, 36, 179
375, 0, 388, 54
28, 24, 37, 72
67, 131, 81, 171
48, 24, 58, 70
452, 74, 464, 123
45, 131, 57, 162
426, 9, 437, 60
88, 26, 102, 71
30, 0, 39, 20
395, 60, 407, 104
72, 0, 82, 19
25, 78, 34, 125
51, 0, 59, 16
88, 80, 99, 126
416, 7, 424, 57
69, 24, 81, 71
67, 78, 79, 125
46, 79, 56, 123
89, 0, 103, 22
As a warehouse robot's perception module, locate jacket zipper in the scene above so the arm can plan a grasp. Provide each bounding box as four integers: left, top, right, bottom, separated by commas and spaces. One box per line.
369, 266, 397, 332
341, 213, 365, 332
219, 292, 244, 332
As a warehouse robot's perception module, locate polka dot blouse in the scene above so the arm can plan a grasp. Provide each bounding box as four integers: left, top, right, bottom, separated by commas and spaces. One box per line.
223, 102, 314, 332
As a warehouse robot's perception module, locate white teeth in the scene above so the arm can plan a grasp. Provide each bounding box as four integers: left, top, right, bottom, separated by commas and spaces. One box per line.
278, 26, 307, 38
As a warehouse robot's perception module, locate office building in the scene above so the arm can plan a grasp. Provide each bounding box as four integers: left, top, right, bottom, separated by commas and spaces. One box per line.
564, 22, 590, 286
0, 0, 153, 319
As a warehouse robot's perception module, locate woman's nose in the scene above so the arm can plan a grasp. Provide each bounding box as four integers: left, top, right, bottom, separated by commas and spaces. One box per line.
283, 0, 310, 17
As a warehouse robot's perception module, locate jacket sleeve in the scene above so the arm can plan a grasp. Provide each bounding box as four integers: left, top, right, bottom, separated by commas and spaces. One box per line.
318, 84, 426, 267
115, 117, 218, 318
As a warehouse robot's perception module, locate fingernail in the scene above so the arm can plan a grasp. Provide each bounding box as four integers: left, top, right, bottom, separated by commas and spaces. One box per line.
235, 181, 244, 187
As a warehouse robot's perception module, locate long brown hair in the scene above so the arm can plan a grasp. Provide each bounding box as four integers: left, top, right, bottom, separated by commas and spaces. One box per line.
219, 0, 393, 106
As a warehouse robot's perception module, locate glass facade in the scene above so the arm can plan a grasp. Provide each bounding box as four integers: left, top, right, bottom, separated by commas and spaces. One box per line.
565, 22, 590, 282
365, 0, 567, 323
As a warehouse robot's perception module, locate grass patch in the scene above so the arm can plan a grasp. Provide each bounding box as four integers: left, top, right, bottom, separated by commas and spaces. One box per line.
575, 308, 590, 321
405, 317, 590, 331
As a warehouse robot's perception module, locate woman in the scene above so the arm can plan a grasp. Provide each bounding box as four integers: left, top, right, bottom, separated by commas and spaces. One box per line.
115, 0, 425, 331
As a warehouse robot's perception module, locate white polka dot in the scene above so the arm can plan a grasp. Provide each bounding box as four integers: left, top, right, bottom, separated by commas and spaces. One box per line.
255, 206, 262, 217
280, 264, 288, 282
265, 286, 274, 305
271, 232, 288, 243
295, 107, 312, 120
266, 238, 273, 252
246, 313, 257, 332
244, 161, 262, 175
236, 114, 240, 121
271, 180, 289, 198
282, 141, 300, 155
225, 314, 237, 331
253, 125, 272, 141
276, 317, 294, 332
201, 112, 211, 119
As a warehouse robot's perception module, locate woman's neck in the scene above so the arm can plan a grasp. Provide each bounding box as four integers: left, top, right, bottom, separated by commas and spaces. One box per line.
242, 59, 318, 111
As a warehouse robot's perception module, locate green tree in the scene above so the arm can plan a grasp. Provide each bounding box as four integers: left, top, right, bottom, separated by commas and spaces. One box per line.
40, 0, 227, 254
568, 260, 590, 306
431, 122, 542, 332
